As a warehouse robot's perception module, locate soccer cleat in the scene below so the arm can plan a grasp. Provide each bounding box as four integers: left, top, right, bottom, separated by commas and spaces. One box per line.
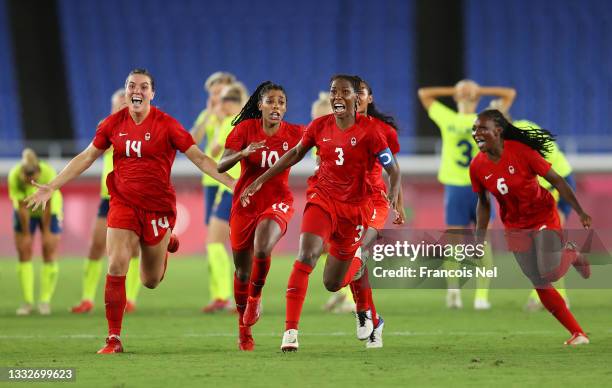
355, 310, 374, 340
243, 296, 261, 326
366, 316, 384, 349
124, 300, 136, 313
564, 332, 589, 346
16, 304, 33, 316
38, 303, 51, 315
474, 298, 491, 310
446, 289, 463, 309
71, 300, 94, 314
97, 335, 124, 354
202, 299, 234, 313
281, 329, 299, 352
238, 325, 255, 351
167, 234, 180, 253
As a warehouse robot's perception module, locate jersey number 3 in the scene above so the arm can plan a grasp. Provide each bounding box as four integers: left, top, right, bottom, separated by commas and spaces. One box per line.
456, 140, 472, 167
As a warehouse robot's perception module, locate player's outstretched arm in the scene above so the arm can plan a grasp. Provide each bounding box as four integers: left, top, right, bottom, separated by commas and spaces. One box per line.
543, 168, 591, 229
394, 182, 406, 225
217, 140, 267, 173
26, 144, 104, 211
417, 86, 455, 110
240, 141, 310, 207
184, 145, 235, 190
478, 86, 516, 111
475, 191, 491, 242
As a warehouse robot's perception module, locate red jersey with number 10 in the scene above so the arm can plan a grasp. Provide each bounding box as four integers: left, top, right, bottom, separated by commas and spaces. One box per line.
92, 106, 195, 213
302, 114, 389, 204
225, 119, 303, 216
470, 140, 556, 229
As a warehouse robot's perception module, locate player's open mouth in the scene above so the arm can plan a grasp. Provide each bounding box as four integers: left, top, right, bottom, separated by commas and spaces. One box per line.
131, 96, 143, 106
474, 137, 486, 148
333, 103, 346, 114
270, 112, 281, 120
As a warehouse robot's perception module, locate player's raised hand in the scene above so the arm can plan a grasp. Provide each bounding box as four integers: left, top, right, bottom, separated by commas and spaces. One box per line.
579, 211, 592, 229
393, 203, 406, 225
240, 140, 267, 158
25, 181, 53, 212
240, 180, 263, 207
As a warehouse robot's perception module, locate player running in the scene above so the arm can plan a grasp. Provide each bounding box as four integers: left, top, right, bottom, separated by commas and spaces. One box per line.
26, 68, 235, 354
9, 148, 62, 316
216, 81, 303, 351
241, 75, 401, 351
71, 89, 141, 314
470, 109, 591, 346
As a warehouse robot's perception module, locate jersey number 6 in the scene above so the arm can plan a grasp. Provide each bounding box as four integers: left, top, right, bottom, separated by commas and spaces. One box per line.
496, 178, 509, 195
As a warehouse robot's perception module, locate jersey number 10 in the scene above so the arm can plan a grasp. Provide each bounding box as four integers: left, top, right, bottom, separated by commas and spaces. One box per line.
261, 150, 280, 168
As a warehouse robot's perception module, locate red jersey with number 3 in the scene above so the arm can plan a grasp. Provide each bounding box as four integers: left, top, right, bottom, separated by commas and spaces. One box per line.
470, 140, 557, 229
92, 106, 195, 213
225, 119, 303, 216
365, 116, 400, 195
302, 114, 389, 205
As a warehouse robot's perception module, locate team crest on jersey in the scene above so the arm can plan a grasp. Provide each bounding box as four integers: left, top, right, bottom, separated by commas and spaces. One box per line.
509, 165, 515, 174
145, 132, 151, 141
351, 137, 357, 146
283, 141, 288, 151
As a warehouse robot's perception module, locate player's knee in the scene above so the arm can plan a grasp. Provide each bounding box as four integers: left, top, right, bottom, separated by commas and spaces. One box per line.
142, 278, 160, 289
324, 278, 342, 292
253, 248, 271, 260
297, 252, 319, 267
234, 268, 250, 283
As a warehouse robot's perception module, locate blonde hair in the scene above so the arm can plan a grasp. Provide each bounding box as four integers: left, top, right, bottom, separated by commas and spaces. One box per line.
205, 71, 236, 91
221, 82, 249, 105
21, 148, 40, 174
311, 91, 332, 119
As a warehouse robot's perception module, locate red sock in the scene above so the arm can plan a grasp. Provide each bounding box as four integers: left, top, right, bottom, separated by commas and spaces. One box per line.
234, 273, 249, 323
285, 260, 313, 330
536, 287, 584, 334
341, 257, 362, 288
249, 256, 271, 299
104, 275, 126, 337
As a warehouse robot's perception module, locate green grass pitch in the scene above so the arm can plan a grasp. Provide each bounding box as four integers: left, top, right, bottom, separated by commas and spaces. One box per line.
1, 256, 611, 387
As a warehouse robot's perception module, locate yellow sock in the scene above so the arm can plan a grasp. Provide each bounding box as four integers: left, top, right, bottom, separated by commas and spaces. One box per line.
475, 243, 493, 301
82, 259, 103, 301
126, 257, 141, 302
443, 258, 461, 289
207, 242, 231, 300
17, 262, 34, 305
339, 286, 352, 298
40, 262, 59, 303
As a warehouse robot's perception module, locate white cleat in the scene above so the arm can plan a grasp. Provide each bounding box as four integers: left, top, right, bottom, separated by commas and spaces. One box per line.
281, 329, 299, 352
355, 310, 374, 340
16, 304, 33, 316
446, 289, 463, 309
38, 303, 51, 315
366, 316, 384, 349
474, 298, 491, 310
564, 332, 589, 346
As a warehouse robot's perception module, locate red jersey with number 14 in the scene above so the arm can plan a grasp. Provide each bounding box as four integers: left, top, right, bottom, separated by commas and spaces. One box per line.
225, 119, 303, 216
470, 140, 557, 229
302, 114, 388, 204
92, 106, 195, 213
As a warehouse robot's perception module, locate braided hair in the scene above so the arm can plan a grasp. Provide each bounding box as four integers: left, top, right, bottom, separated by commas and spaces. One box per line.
479, 109, 555, 157
356, 77, 399, 132
232, 81, 286, 126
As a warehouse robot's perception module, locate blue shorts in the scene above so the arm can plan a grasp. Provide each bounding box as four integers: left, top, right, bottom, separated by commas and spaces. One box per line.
98, 198, 110, 218
212, 191, 233, 222
558, 174, 576, 218
13, 211, 62, 234
204, 186, 220, 225
444, 185, 494, 226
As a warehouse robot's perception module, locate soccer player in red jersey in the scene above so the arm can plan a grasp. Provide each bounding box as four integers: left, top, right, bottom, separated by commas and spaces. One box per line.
470, 109, 592, 346
26, 69, 235, 354
216, 81, 303, 351
241, 75, 401, 351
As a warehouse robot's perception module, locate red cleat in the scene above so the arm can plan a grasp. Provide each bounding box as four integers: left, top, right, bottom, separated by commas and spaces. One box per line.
167, 234, 180, 253
202, 299, 233, 313
242, 296, 261, 327
124, 300, 136, 313
238, 325, 255, 351
71, 300, 93, 314
97, 335, 124, 354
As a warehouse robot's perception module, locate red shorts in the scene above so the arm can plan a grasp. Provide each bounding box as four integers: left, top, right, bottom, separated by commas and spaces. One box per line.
301, 188, 371, 261
367, 190, 390, 230
107, 197, 176, 246
229, 199, 294, 251
505, 212, 562, 252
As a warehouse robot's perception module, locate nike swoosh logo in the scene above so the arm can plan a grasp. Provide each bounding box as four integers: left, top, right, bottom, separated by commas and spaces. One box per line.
322, 138, 331, 142
119, 133, 128, 137
287, 288, 297, 292
285, 338, 297, 343
485, 174, 492, 180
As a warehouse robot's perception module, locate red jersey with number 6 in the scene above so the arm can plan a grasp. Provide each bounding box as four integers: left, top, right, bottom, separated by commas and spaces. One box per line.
302, 114, 389, 205
470, 140, 557, 229
225, 119, 303, 216
92, 106, 195, 213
